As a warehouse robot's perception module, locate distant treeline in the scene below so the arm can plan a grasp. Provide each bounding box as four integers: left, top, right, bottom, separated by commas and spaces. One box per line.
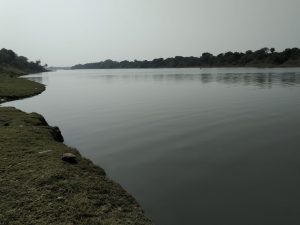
0, 48, 46, 74
72, 48, 300, 69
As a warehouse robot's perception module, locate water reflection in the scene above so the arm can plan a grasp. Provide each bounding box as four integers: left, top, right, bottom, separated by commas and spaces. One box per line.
213, 73, 300, 87
92, 72, 300, 88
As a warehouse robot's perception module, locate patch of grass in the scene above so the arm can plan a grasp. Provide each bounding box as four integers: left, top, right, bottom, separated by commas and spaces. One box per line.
0, 107, 153, 225
0, 73, 45, 101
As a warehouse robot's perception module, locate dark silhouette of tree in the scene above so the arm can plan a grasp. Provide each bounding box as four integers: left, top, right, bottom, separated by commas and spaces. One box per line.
71, 47, 300, 69
0, 48, 46, 74
270, 48, 275, 54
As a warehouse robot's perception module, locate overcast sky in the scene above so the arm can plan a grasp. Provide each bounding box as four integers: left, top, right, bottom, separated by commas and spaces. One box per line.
0, 0, 299, 66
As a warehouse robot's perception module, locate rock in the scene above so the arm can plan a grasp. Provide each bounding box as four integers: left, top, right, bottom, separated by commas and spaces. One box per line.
50, 126, 64, 142
62, 153, 77, 163
29, 113, 48, 126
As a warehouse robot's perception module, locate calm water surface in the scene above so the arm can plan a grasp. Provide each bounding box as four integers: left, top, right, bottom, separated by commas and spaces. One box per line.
4, 68, 300, 225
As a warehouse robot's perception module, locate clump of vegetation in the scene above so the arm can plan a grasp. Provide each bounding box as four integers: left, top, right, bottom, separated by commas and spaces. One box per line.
0, 107, 153, 225
72, 47, 300, 69
0, 48, 46, 75
0, 48, 46, 102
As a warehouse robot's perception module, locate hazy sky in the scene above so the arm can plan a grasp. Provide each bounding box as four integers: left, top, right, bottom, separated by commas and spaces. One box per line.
1, 0, 300, 66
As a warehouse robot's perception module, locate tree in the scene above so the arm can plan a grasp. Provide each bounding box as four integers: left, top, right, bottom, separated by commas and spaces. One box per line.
201, 52, 214, 65
270, 48, 275, 54
0, 48, 46, 73
70, 47, 300, 69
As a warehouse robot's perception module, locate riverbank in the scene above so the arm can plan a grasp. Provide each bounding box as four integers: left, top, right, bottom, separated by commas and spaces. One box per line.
0, 73, 45, 103
0, 73, 153, 225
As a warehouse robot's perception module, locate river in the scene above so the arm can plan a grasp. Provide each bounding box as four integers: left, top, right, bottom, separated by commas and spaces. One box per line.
4, 68, 300, 225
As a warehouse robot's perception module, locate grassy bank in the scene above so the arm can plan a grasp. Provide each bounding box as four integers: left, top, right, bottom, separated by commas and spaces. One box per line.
0, 73, 45, 102
0, 74, 153, 225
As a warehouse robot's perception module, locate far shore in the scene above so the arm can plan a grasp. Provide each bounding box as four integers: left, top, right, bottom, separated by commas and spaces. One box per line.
71, 48, 300, 70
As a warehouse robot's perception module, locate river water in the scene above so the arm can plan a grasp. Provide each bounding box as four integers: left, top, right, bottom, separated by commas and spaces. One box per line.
4, 68, 300, 225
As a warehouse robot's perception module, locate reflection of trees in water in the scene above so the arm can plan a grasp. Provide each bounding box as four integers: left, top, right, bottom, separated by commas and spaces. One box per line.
151, 74, 203, 82
100, 74, 203, 82
200, 74, 213, 83
97, 72, 300, 87
215, 73, 273, 88
213, 73, 300, 88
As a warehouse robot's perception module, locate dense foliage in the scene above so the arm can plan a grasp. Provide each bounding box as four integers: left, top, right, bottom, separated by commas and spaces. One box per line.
72, 48, 300, 69
0, 48, 46, 74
